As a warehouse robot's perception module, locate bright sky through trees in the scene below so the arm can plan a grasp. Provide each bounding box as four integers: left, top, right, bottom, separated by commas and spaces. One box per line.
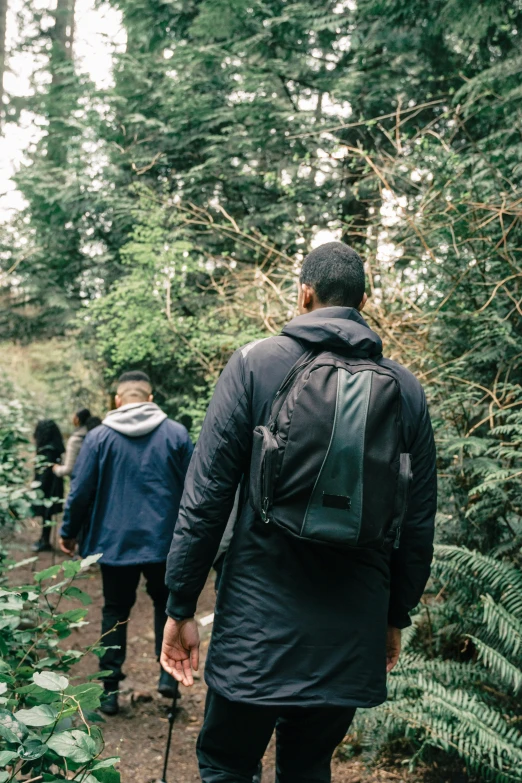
0, 0, 124, 219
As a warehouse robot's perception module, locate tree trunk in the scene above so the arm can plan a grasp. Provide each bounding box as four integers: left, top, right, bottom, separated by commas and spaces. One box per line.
47, 0, 75, 164
0, 0, 8, 132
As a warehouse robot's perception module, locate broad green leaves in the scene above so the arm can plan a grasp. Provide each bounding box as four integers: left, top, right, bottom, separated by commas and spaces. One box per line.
47, 730, 97, 763
15, 704, 59, 726
18, 738, 48, 760
0, 551, 119, 781
33, 671, 69, 692
0, 709, 28, 743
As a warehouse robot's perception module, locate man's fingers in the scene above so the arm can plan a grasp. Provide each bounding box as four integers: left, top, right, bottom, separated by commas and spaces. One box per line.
182, 657, 194, 686
190, 645, 199, 672
172, 659, 185, 683
160, 651, 175, 677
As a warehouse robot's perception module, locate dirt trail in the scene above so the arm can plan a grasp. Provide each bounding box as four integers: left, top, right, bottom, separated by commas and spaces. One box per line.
7, 526, 458, 783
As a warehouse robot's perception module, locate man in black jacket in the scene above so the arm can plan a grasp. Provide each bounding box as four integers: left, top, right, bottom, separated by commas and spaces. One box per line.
161, 242, 437, 782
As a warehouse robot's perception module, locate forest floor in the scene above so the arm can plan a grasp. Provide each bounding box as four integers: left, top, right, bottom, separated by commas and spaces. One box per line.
7, 523, 469, 783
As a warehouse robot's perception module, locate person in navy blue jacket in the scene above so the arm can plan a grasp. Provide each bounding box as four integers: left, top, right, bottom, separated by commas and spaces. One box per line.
60, 370, 193, 715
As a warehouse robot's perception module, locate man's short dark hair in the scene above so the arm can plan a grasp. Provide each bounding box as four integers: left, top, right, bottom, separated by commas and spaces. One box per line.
300, 242, 365, 308
118, 370, 151, 385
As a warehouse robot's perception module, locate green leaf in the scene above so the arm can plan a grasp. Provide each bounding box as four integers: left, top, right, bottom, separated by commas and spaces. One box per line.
91, 757, 120, 770
0, 749, 18, 765
33, 670, 69, 692
54, 608, 88, 624
64, 586, 92, 605
0, 709, 28, 743
62, 560, 83, 579
0, 684, 7, 696
47, 729, 97, 763
7, 557, 37, 571
18, 738, 48, 760
15, 704, 58, 726
65, 683, 103, 710
0, 772, 9, 783
81, 554, 103, 570
34, 565, 62, 582
91, 768, 120, 783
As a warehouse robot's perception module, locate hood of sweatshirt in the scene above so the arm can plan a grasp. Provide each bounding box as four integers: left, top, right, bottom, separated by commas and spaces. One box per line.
103, 402, 167, 438
281, 306, 382, 357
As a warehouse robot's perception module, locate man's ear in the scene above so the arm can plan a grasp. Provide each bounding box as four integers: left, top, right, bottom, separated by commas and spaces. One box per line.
148, 394, 154, 402
298, 283, 315, 314
115, 394, 122, 409
357, 292, 368, 312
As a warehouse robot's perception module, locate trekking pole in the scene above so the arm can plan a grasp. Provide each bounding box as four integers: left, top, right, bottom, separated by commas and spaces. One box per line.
159, 693, 178, 783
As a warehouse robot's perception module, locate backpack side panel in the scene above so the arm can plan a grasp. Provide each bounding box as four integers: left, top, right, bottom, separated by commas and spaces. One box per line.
359, 372, 402, 546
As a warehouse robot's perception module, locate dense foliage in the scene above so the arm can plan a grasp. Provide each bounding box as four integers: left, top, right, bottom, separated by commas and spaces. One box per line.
0, 393, 39, 529
0, 553, 120, 781
353, 546, 522, 781
0, 0, 521, 776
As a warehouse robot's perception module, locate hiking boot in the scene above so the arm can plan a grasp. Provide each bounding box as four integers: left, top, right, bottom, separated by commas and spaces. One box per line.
99, 690, 119, 716
31, 539, 52, 553
158, 667, 179, 699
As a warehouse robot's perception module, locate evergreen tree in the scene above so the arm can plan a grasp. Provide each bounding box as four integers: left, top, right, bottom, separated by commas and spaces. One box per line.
0, 0, 7, 129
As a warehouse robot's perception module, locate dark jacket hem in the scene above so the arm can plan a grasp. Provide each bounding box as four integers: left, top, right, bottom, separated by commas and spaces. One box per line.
205, 672, 387, 709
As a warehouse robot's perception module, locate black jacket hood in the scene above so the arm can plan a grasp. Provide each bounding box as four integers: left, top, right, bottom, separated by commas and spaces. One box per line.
281, 306, 382, 357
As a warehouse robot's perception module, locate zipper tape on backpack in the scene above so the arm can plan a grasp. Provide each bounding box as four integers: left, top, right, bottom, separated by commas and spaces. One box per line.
268, 349, 317, 432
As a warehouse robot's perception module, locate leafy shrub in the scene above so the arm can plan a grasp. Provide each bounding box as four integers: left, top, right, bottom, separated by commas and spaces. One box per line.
351, 546, 522, 781
0, 553, 120, 782
0, 398, 40, 529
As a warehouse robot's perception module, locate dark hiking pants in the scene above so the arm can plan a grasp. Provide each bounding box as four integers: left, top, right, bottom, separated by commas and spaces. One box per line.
197, 688, 356, 783
100, 562, 169, 687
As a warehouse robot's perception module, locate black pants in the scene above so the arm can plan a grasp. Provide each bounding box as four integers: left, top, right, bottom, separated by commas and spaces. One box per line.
100, 562, 169, 687
197, 688, 356, 783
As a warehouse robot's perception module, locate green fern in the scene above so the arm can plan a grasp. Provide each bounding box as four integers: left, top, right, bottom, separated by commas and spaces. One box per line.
352, 546, 522, 781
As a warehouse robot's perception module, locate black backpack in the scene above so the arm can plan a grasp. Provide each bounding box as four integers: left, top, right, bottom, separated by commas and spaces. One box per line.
249, 350, 412, 550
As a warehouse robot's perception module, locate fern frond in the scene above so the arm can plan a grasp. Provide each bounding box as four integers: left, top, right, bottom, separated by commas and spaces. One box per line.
468, 635, 522, 693
434, 545, 522, 597
481, 595, 522, 658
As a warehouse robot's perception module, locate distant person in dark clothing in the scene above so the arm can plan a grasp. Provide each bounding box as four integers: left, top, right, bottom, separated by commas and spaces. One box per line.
32, 420, 65, 552
59, 371, 193, 716
162, 242, 437, 783
85, 415, 102, 432
52, 408, 90, 479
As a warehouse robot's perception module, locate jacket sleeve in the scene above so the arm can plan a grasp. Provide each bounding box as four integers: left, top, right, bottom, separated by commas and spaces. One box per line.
60, 436, 98, 540
388, 392, 437, 629
166, 349, 251, 620
53, 433, 81, 478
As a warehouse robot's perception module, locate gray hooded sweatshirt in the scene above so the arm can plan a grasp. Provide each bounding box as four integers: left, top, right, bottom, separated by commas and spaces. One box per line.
103, 402, 167, 437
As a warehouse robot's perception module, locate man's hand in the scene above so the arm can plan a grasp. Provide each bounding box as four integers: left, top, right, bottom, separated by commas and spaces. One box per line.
161, 617, 200, 687
386, 626, 401, 673
59, 537, 76, 556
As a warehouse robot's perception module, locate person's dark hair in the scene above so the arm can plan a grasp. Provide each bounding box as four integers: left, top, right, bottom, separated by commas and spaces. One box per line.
300, 241, 365, 308
76, 408, 91, 426
118, 370, 151, 385
34, 420, 65, 455
86, 416, 102, 431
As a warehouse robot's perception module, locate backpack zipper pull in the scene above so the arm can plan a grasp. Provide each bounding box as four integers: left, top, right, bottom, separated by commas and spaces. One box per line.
261, 497, 270, 523
393, 525, 401, 549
